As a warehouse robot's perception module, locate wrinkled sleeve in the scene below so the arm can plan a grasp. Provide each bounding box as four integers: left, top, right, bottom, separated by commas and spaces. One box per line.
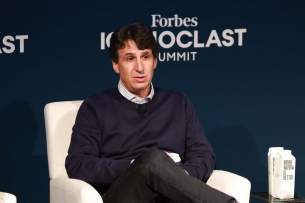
181, 96, 215, 182
65, 98, 131, 187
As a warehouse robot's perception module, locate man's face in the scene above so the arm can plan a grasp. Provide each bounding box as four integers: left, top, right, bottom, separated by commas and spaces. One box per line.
112, 40, 157, 98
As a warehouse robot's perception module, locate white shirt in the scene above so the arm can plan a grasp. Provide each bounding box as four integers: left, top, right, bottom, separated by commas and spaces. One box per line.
117, 80, 154, 104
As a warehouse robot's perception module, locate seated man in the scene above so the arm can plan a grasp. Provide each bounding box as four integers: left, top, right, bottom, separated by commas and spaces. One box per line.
65, 21, 238, 203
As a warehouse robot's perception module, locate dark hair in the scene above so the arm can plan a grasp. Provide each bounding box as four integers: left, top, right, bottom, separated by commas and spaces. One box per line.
108, 22, 159, 63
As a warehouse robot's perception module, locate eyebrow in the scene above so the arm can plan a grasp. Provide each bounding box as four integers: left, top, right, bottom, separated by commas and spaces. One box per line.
141, 51, 151, 55
124, 51, 152, 57
124, 53, 135, 57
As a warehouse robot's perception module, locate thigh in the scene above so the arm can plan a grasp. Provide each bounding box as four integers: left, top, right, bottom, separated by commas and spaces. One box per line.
103, 149, 233, 203
102, 149, 179, 203
102, 161, 163, 203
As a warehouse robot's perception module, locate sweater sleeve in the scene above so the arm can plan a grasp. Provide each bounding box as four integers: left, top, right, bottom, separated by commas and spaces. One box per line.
65, 98, 131, 187
181, 96, 215, 182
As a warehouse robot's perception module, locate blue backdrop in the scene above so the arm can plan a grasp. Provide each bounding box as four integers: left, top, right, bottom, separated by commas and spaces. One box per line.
0, 1, 304, 202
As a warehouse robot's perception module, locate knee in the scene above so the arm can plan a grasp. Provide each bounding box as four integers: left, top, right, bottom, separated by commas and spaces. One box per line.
133, 149, 170, 166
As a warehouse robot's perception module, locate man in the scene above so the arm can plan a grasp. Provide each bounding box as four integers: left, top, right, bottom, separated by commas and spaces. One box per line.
65, 22, 238, 203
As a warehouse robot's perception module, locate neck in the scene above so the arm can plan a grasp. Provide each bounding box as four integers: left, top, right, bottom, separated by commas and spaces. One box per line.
134, 88, 150, 98
120, 80, 152, 99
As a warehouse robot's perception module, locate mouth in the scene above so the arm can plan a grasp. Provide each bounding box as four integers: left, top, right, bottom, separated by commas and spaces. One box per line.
134, 76, 147, 82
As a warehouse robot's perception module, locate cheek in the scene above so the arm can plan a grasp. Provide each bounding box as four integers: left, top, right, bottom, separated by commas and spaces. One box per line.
120, 68, 133, 79
149, 67, 155, 75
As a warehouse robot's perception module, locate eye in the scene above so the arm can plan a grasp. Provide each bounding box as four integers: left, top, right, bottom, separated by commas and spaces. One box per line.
126, 56, 134, 61
143, 54, 150, 59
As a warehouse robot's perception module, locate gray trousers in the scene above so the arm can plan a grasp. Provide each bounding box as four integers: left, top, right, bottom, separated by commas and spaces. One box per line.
102, 149, 234, 203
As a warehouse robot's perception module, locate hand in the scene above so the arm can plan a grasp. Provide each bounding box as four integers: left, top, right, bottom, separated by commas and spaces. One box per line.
163, 151, 181, 163
164, 151, 188, 174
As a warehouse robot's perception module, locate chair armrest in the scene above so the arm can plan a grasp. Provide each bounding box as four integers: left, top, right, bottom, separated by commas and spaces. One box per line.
50, 177, 103, 203
0, 192, 17, 203
206, 170, 251, 203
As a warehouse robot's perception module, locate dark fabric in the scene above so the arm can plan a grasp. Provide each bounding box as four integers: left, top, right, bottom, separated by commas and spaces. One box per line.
65, 87, 215, 193
102, 149, 234, 203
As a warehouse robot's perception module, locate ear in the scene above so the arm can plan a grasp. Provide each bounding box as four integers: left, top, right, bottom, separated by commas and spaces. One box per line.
112, 61, 119, 74
153, 58, 157, 70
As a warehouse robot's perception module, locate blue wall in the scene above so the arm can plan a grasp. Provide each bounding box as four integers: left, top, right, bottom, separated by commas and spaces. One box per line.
0, 1, 304, 202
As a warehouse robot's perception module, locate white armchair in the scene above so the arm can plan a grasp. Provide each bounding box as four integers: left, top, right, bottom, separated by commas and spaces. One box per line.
44, 101, 251, 203
0, 192, 17, 203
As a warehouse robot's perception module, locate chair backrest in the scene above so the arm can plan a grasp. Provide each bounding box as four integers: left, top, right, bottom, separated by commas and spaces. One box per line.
0, 192, 17, 203
44, 101, 83, 179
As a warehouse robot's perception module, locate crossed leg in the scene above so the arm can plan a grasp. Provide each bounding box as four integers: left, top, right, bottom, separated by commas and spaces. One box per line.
102, 149, 235, 203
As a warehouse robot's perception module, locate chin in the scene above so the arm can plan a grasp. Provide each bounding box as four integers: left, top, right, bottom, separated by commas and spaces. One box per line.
133, 84, 150, 91
134, 83, 149, 88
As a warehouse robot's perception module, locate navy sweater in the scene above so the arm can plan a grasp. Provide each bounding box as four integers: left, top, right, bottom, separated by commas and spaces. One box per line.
66, 87, 215, 191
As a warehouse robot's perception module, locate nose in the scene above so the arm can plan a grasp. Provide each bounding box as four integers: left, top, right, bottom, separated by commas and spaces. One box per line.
134, 59, 144, 73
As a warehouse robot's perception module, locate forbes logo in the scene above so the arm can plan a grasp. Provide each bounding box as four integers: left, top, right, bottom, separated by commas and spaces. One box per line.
151, 14, 198, 27
0, 35, 28, 54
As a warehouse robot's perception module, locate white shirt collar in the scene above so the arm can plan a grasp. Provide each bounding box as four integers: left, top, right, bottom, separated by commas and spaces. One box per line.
118, 80, 154, 104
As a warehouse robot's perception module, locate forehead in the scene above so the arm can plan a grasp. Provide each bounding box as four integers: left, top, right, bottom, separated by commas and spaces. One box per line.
118, 40, 152, 56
